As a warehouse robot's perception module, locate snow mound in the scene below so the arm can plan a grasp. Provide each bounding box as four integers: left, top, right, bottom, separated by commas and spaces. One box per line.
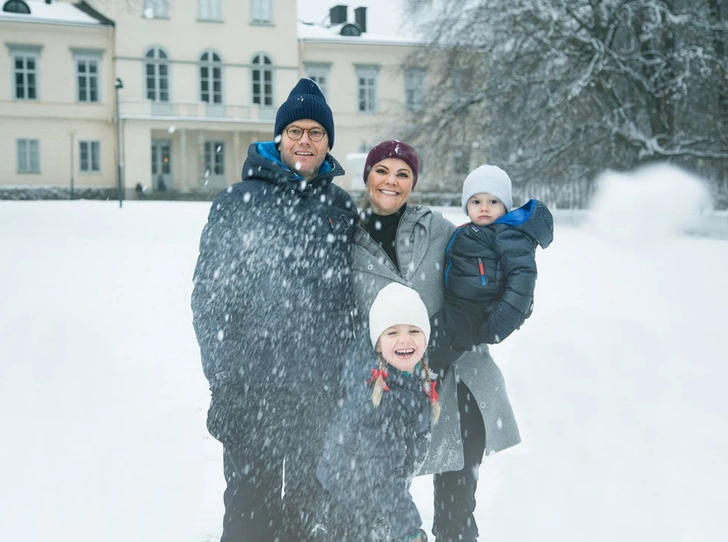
587, 163, 713, 243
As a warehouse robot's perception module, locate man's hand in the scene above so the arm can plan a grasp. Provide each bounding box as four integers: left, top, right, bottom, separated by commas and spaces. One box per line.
206, 374, 246, 445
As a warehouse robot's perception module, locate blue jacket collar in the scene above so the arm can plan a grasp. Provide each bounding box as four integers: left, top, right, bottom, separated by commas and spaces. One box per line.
256, 141, 334, 181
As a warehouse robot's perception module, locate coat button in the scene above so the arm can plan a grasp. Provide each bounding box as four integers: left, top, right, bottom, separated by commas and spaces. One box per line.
479, 402, 486, 408
367, 264, 373, 270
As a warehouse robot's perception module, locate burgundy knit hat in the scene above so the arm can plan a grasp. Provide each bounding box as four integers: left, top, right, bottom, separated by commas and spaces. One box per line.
363, 140, 420, 189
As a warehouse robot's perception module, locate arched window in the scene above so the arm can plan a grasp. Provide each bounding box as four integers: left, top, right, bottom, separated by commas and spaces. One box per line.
3, 0, 31, 14
145, 47, 169, 102
200, 50, 222, 104
251, 54, 273, 107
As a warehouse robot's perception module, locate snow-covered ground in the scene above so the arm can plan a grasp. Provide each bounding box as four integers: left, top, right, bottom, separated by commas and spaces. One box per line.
1, 164, 726, 541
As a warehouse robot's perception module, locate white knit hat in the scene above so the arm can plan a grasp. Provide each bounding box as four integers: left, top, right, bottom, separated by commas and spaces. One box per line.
461, 164, 513, 214
368, 283, 431, 349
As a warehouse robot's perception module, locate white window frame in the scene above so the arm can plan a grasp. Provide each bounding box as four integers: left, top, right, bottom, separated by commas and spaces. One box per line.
251, 54, 274, 106
356, 65, 379, 113
204, 141, 225, 175
251, 0, 272, 24
79, 140, 101, 173
200, 50, 223, 104
305, 63, 331, 98
10, 46, 40, 100
16, 138, 40, 173
143, 0, 168, 19
405, 68, 425, 112
145, 46, 170, 102
74, 52, 102, 103
198, 0, 221, 21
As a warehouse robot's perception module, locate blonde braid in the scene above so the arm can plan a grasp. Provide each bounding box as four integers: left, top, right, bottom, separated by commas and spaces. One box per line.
421, 354, 440, 423
371, 354, 387, 407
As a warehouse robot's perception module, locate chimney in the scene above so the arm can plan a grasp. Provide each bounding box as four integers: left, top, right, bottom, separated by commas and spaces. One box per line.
329, 5, 347, 25
354, 7, 367, 33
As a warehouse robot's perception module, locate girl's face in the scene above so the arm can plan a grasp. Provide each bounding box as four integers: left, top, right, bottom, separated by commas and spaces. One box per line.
366, 158, 414, 216
466, 192, 507, 225
375, 324, 426, 372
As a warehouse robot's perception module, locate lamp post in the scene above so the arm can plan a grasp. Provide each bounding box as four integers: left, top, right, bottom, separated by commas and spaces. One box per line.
69, 131, 75, 200
114, 77, 124, 209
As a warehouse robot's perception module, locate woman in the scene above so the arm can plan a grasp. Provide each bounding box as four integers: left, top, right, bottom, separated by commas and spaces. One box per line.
350, 140, 521, 542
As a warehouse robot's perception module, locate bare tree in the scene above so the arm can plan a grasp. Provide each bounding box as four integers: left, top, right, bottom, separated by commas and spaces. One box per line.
399, 0, 728, 207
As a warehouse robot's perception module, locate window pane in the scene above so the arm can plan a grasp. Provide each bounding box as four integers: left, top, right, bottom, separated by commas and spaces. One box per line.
17, 140, 27, 172
92, 142, 100, 171
90, 79, 98, 102
80, 142, 89, 170
29, 141, 40, 172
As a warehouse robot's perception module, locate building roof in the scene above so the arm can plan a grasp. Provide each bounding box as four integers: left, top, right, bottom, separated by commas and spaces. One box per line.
297, 19, 421, 46
0, 0, 110, 27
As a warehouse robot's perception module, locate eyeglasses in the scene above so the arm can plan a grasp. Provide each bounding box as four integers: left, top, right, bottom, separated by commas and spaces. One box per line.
285, 126, 327, 142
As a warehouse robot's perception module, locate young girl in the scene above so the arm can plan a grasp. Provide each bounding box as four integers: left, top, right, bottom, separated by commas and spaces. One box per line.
316, 282, 439, 542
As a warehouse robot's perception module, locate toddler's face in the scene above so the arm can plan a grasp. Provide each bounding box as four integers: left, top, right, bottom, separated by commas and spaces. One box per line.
467, 192, 507, 225
376, 324, 426, 372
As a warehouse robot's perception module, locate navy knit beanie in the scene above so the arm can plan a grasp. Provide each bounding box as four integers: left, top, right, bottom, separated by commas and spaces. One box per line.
363, 140, 420, 189
274, 78, 335, 149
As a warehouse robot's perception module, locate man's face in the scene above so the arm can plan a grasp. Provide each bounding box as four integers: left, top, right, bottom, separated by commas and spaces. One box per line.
278, 119, 330, 181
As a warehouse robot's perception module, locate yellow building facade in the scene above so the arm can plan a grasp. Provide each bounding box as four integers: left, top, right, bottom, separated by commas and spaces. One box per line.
0, 0, 421, 196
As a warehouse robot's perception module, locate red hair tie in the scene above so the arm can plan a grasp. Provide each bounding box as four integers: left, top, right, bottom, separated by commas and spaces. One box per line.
426, 380, 439, 403
367, 368, 390, 391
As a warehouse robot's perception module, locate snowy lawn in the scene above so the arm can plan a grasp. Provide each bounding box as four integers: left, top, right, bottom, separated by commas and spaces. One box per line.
1, 165, 726, 541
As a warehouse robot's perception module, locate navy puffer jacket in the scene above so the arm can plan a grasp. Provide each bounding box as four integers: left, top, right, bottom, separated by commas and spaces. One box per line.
443, 199, 553, 344
192, 142, 358, 391
317, 334, 432, 540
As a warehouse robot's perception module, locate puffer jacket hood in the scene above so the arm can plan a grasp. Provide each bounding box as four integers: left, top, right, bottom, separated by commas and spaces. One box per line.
493, 198, 553, 249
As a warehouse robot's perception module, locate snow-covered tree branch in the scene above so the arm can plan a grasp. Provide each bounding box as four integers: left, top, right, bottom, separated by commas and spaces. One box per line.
398, 0, 728, 207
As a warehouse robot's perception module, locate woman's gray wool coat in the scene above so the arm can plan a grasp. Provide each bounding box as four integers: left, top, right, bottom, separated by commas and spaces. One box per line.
351, 204, 521, 475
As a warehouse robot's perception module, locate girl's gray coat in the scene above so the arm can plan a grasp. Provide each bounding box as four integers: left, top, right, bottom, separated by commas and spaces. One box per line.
351, 204, 521, 475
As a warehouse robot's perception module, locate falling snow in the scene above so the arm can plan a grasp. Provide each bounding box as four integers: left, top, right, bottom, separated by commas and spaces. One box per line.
0, 164, 726, 541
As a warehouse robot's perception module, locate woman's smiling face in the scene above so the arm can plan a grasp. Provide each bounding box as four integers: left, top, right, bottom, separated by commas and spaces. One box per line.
365, 158, 414, 216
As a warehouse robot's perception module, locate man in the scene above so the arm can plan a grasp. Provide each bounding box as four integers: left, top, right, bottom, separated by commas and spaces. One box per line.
192, 79, 357, 541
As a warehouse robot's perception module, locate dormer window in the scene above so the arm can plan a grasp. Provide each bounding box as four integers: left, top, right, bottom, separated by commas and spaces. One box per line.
339, 23, 362, 37
3, 0, 31, 14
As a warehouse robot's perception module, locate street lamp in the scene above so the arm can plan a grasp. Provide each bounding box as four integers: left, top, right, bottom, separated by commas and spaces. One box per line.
115, 77, 124, 209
